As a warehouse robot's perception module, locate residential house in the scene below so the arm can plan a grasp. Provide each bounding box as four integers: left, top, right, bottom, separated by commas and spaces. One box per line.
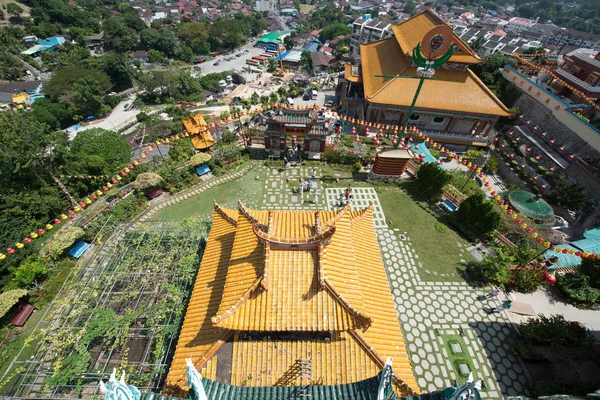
503, 17, 539, 36
310, 52, 334, 74
132, 50, 149, 63
0, 81, 44, 108
350, 15, 394, 55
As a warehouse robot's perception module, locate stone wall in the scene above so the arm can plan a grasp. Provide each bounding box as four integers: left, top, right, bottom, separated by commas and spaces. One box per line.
511, 92, 600, 159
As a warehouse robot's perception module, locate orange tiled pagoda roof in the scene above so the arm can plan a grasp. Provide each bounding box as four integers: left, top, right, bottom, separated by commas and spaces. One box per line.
357, 37, 511, 117
164, 202, 418, 396
391, 9, 482, 65
183, 113, 216, 150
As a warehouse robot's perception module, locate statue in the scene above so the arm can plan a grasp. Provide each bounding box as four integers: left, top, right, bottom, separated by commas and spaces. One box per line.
186, 358, 208, 400
99, 369, 141, 400
446, 373, 483, 400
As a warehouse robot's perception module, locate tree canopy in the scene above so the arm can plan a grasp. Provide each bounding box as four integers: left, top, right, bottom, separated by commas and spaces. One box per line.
415, 163, 451, 199
67, 128, 131, 175
456, 193, 501, 235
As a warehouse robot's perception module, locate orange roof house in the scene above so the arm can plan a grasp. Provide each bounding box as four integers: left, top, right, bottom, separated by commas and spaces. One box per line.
183, 113, 216, 150
341, 9, 513, 147
164, 202, 419, 397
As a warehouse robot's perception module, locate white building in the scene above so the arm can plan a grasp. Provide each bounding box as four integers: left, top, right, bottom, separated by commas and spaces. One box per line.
254, 0, 271, 12
503, 17, 539, 35
350, 15, 394, 55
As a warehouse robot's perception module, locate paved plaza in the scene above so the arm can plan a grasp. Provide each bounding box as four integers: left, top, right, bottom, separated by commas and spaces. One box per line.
142, 163, 530, 397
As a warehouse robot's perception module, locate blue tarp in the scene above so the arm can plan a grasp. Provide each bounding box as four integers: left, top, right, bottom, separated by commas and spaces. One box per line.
303, 42, 319, 52
69, 241, 91, 259
545, 245, 581, 269
196, 164, 211, 176
275, 50, 290, 61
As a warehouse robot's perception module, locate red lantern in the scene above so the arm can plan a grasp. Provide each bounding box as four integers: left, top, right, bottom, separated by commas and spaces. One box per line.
38, 228, 46, 235
491, 191, 496, 196
436, 160, 441, 165
549, 246, 556, 251
54, 218, 61, 225
499, 200, 505, 205
526, 148, 531, 152
533, 126, 538, 132
541, 132, 547, 137
79, 201, 86, 208
534, 156, 541, 161
68, 210, 75, 216
549, 140, 556, 145
532, 176, 538, 181
392, 140, 397, 146
518, 115, 524, 120
24, 237, 32, 244
544, 272, 556, 284
151, 143, 156, 148
525, 120, 531, 125
558, 147, 564, 152
91, 194, 97, 200
120, 171, 126, 177
103, 186, 109, 192
137, 158, 142, 163
507, 209, 513, 215
526, 228, 533, 233
568, 154, 575, 160
7, 248, 15, 255
515, 219, 522, 224
111, 178, 118, 184
500, 144, 505, 149
548, 167, 555, 172
561, 248, 568, 254
541, 185, 547, 190
536, 237, 543, 243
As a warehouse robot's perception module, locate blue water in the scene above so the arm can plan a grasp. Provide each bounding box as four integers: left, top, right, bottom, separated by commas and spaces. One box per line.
441, 199, 458, 212
406, 141, 442, 167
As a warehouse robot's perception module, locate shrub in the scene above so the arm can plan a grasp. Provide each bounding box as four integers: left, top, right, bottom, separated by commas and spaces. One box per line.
133, 172, 163, 190
520, 314, 595, 347
264, 160, 284, 168
212, 143, 241, 167
415, 163, 451, 200
556, 272, 600, 303
0, 289, 28, 319
326, 143, 371, 165
189, 152, 212, 166
220, 129, 238, 144
508, 266, 544, 293
352, 161, 363, 172
579, 257, 600, 288
44, 227, 85, 258
456, 193, 501, 235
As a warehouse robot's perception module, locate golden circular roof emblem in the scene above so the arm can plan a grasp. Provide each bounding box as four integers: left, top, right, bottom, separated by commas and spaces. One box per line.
420, 25, 453, 59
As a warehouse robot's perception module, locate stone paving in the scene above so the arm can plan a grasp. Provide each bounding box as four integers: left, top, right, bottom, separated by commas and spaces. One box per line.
150, 163, 530, 397
379, 228, 528, 397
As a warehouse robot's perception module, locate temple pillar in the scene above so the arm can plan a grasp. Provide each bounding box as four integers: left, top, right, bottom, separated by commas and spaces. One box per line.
320, 136, 326, 152
264, 133, 270, 150
304, 136, 310, 152
447, 118, 458, 133
375, 108, 382, 123
280, 134, 286, 151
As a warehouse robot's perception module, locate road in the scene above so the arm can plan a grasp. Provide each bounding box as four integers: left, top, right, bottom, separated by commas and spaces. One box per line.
78, 97, 140, 132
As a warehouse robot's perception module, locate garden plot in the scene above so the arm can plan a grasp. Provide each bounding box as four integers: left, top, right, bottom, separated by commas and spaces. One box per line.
4, 220, 208, 399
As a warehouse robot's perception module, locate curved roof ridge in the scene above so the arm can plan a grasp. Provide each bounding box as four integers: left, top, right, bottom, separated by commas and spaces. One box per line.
347, 330, 419, 395
466, 68, 513, 114
322, 201, 352, 231
238, 200, 268, 231
252, 223, 337, 245
350, 204, 374, 226
321, 279, 372, 328
211, 276, 264, 326
213, 201, 238, 226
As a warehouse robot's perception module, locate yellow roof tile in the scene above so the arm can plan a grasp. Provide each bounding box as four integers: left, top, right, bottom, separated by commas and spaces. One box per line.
166, 205, 419, 395
344, 63, 361, 83
391, 9, 482, 65
360, 38, 512, 117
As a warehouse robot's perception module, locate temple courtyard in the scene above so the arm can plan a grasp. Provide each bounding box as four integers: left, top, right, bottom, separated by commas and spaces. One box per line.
139, 162, 529, 397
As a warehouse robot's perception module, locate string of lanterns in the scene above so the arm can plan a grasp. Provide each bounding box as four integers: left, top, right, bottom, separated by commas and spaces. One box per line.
1, 103, 596, 262
512, 52, 600, 112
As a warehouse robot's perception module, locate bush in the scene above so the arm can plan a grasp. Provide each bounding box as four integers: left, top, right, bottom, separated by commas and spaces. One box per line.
507, 266, 544, 293
0, 289, 28, 319
189, 152, 212, 166
352, 162, 363, 172
264, 160, 284, 168
220, 129, 238, 144
133, 172, 163, 190
520, 314, 596, 347
5, 257, 48, 289
579, 257, 600, 288
44, 227, 85, 258
556, 272, 600, 303
212, 143, 241, 167
326, 143, 371, 165
456, 193, 501, 235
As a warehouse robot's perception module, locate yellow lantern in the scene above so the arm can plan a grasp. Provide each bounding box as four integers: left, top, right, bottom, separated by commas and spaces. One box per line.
155, 141, 160, 145
0, 253, 5, 260
543, 241, 551, 247
582, 252, 590, 258
568, 249, 575, 254
30, 232, 38, 239
61, 214, 68, 220
46, 224, 54, 230
476, 168, 481, 173
124, 168, 130, 173
16, 242, 24, 249
494, 195, 501, 201
74, 206, 81, 213
175, 136, 180, 140
95, 190, 102, 196
107, 183, 113, 188
85, 198, 92, 205
133, 161, 139, 166
531, 232, 538, 238
141, 154, 146, 159
467, 162, 472, 168
487, 186, 492, 191
116, 176, 122, 181
511, 214, 518, 219
483, 177, 488, 183
148, 146, 153, 151
502, 204, 508, 210
520, 223, 527, 229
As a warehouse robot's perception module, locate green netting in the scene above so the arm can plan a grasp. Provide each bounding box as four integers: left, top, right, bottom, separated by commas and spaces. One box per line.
508, 191, 554, 221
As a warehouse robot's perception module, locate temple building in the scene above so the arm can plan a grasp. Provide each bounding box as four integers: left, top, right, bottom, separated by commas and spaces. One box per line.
183, 113, 216, 151
164, 201, 418, 397
341, 9, 513, 148
258, 107, 333, 159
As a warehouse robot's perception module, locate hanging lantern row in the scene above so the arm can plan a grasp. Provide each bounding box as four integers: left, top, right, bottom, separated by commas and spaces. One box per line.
513, 53, 600, 112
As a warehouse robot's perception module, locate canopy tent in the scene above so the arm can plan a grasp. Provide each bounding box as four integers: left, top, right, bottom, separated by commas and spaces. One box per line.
68, 241, 91, 259
196, 164, 210, 176
507, 191, 554, 224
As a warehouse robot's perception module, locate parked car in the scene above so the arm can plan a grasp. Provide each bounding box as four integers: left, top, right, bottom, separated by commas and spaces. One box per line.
213, 61, 220, 66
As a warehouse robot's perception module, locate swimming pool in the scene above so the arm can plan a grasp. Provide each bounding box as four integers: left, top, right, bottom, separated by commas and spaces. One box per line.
441, 198, 459, 212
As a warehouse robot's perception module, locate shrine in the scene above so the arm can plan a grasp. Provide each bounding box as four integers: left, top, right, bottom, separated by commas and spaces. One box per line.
258, 107, 333, 159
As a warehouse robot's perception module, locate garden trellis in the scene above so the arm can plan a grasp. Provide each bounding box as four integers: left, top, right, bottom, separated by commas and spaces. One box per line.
3, 220, 208, 399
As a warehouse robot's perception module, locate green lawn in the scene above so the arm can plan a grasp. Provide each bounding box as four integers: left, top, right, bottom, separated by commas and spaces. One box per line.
150, 168, 266, 220
376, 185, 475, 282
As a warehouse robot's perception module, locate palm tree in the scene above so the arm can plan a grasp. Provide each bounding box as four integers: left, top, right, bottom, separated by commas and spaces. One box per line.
470, 37, 486, 55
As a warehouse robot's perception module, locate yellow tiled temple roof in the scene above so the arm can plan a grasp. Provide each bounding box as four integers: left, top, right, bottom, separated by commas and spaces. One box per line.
360, 38, 512, 117
164, 205, 238, 392
165, 203, 419, 396
184, 113, 216, 150
391, 9, 482, 65
344, 63, 361, 83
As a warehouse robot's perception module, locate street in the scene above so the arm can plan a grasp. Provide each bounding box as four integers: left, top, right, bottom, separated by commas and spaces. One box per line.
195, 42, 266, 76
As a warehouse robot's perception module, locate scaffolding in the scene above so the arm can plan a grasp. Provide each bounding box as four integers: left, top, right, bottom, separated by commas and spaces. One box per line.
3, 219, 209, 399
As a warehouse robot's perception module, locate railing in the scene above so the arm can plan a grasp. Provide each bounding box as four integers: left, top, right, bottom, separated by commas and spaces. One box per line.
420, 130, 492, 144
